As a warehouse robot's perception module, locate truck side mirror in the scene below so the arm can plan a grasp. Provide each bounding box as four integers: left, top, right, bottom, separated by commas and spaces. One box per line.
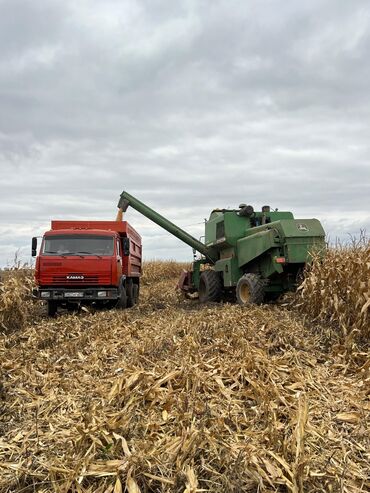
122, 237, 130, 256
31, 237, 38, 257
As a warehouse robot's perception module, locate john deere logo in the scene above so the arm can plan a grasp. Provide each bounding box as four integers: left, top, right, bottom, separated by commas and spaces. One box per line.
66, 275, 84, 280
297, 224, 309, 232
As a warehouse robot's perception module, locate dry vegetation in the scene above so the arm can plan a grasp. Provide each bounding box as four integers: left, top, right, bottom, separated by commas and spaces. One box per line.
0, 251, 369, 493
140, 261, 190, 287
0, 267, 35, 333
296, 237, 370, 344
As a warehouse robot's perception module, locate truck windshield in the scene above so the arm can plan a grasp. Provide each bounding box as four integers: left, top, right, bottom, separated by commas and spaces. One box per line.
43, 235, 114, 256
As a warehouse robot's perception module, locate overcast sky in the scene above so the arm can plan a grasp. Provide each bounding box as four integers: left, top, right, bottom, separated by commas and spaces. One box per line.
0, 0, 369, 266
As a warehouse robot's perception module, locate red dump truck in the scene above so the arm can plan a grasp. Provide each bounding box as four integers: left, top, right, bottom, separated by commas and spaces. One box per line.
32, 220, 142, 316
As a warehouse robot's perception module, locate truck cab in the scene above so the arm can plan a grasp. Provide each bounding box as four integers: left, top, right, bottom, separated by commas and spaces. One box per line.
32, 220, 141, 316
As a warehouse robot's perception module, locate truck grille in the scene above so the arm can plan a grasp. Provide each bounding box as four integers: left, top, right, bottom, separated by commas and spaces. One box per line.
43, 275, 111, 285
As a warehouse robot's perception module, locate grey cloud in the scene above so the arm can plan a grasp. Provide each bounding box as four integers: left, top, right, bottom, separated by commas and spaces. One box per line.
0, 0, 369, 266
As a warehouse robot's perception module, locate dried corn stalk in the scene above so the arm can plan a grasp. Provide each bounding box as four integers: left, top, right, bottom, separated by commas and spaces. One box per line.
296, 236, 370, 343
0, 259, 368, 493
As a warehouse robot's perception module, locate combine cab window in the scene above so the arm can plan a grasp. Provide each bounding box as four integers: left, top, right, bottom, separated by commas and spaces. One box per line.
216, 221, 225, 240
43, 235, 114, 256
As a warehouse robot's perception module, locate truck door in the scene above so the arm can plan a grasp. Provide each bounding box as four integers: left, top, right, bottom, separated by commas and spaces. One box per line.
116, 239, 123, 281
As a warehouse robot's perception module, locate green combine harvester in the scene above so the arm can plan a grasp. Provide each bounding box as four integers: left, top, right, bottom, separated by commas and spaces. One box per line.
117, 191, 325, 304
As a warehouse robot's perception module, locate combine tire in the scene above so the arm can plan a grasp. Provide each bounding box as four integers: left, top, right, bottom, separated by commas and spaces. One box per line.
236, 273, 265, 305
47, 300, 57, 317
199, 270, 222, 303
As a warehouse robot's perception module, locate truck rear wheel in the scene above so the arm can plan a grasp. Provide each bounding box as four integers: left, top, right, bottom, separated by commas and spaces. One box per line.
133, 283, 139, 305
47, 300, 58, 317
236, 273, 265, 305
199, 270, 222, 303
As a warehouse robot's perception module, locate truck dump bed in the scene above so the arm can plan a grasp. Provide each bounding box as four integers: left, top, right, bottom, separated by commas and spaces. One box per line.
51, 220, 139, 237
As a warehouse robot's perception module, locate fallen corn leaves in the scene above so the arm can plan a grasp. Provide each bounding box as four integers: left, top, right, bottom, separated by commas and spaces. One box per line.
0, 258, 369, 492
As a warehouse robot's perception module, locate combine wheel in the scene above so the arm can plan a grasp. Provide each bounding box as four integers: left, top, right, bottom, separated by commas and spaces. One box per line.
47, 300, 58, 317
199, 270, 222, 303
236, 273, 265, 305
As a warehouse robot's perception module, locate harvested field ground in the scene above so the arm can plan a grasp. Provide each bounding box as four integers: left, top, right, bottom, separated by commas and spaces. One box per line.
0, 257, 369, 493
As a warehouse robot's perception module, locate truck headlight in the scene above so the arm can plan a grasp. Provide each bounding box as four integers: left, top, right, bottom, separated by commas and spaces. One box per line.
41, 291, 51, 298
97, 291, 107, 297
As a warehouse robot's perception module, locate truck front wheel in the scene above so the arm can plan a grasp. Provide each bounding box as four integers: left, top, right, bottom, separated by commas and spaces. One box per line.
126, 279, 135, 308
236, 273, 265, 305
47, 300, 58, 317
116, 286, 127, 309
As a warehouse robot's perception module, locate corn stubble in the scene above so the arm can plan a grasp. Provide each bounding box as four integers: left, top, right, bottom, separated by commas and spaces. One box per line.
0, 252, 369, 493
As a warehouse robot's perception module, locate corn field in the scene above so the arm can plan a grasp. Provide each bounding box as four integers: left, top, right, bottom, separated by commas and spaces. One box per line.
296, 237, 369, 343
0, 249, 369, 493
